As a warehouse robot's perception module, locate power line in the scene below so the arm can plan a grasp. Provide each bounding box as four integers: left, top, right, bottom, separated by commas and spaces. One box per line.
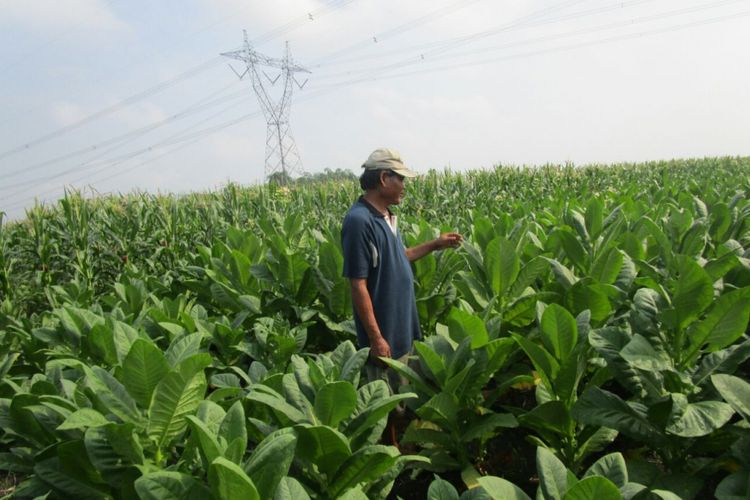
311, 0, 660, 69
307, 0, 485, 65
0, 0, 357, 163
252, 0, 357, 46
311, 4, 750, 89
0, 57, 224, 161
1, 94, 256, 206
311, 0, 748, 83
0, 81, 246, 182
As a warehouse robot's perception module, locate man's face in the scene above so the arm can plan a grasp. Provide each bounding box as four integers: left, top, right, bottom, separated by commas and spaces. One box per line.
380, 171, 406, 205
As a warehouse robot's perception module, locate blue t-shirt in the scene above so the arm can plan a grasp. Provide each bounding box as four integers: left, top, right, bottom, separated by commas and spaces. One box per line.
341, 197, 421, 359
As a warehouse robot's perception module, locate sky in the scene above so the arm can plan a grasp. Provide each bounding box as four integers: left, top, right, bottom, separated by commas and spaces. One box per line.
1, 0, 750, 220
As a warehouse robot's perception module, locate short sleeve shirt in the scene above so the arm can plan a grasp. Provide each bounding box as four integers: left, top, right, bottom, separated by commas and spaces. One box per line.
341, 197, 421, 359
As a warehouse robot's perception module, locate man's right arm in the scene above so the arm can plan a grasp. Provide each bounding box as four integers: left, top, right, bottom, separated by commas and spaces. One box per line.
350, 278, 391, 362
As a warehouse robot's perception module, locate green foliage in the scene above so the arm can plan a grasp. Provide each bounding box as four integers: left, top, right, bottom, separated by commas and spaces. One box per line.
3, 158, 750, 497
383, 325, 518, 480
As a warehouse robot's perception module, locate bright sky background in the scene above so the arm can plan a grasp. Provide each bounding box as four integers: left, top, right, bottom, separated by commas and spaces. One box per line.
2, 0, 750, 220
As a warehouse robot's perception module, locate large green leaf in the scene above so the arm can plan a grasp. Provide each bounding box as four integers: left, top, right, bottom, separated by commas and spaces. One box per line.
619, 335, 671, 372
402, 423, 453, 449
219, 400, 247, 461
379, 357, 435, 396
315, 381, 357, 427
692, 340, 750, 387
537, 446, 569, 500
84, 425, 140, 488
244, 428, 297, 499
58, 306, 104, 349
328, 445, 399, 498
552, 228, 587, 273
340, 346, 370, 386
562, 476, 621, 500
446, 307, 489, 348
414, 341, 446, 386
147, 369, 207, 450
517, 400, 573, 438
34, 455, 109, 499
684, 287, 750, 361
460, 412, 517, 441
346, 392, 416, 446
273, 476, 311, 500
566, 281, 612, 324
337, 487, 370, 500
164, 332, 203, 368
111, 320, 142, 364
485, 236, 520, 297
122, 339, 170, 408
512, 334, 560, 393
591, 248, 624, 285
248, 385, 308, 424
583, 453, 628, 488
104, 422, 144, 465
476, 476, 532, 500
711, 374, 750, 422
540, 303, 578, 361
209, 457, 260, 500
427, 476, 459, 500
294, 424, 351, 477
186, 415, 222, 468
89, 324, 118, 366
417, 393, 459, 428
509, 257, 549, 299
665, 394, 734, 438
57, 408, 110, 430
572, 388, 663, 444
86, 366, 142, 425
704, 251, 740, 282
714, 470, 750, 500
282, 373, 314, 420
661, 257, 713, 330
544, 257, 578, 290
586, 198, 604, 239
134, 471, 207, 500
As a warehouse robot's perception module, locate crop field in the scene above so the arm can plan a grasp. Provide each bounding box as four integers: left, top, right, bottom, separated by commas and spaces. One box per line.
1, 157, 750, 499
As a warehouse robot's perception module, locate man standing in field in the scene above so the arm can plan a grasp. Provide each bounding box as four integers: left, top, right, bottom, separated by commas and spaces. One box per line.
341, 148, 462, 395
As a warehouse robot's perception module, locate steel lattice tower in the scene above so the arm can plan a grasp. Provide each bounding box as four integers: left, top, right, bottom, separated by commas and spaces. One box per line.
221, 31, 310, 181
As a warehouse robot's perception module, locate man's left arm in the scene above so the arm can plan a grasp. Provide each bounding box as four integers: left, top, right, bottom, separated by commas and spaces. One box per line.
405, 232, 463, 262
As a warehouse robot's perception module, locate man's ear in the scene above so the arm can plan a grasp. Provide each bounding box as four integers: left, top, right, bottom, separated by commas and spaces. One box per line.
379, 171, 388, 186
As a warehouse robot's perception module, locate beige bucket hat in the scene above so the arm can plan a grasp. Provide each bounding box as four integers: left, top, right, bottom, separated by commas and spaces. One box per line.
361, 148, 419, 177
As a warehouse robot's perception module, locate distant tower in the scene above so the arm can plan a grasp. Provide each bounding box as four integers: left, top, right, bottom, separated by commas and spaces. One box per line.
221, 31, 310, 181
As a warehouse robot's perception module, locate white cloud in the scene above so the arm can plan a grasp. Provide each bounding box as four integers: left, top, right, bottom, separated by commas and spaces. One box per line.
0, 0, 126, 31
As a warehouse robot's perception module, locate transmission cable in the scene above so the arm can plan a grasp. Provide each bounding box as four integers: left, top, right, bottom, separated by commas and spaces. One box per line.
312, 0, 747, 83
0, 57, 224, 161
0, 0, 357, 163
0, 80, 246, 181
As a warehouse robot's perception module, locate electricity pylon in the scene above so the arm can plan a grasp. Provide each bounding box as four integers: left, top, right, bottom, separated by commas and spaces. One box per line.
221, 31, 310, 181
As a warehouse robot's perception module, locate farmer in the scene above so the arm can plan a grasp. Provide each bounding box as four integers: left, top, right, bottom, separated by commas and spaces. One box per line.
341, 147, 463, 395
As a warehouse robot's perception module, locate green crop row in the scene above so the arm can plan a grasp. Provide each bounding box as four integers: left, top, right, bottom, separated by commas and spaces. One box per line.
1, 157, 750, 499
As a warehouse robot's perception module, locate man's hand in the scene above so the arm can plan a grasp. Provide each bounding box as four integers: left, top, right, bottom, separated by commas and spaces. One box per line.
370, 336, 392, 365
434, 232, 463, 250
406, 232, 464, 262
